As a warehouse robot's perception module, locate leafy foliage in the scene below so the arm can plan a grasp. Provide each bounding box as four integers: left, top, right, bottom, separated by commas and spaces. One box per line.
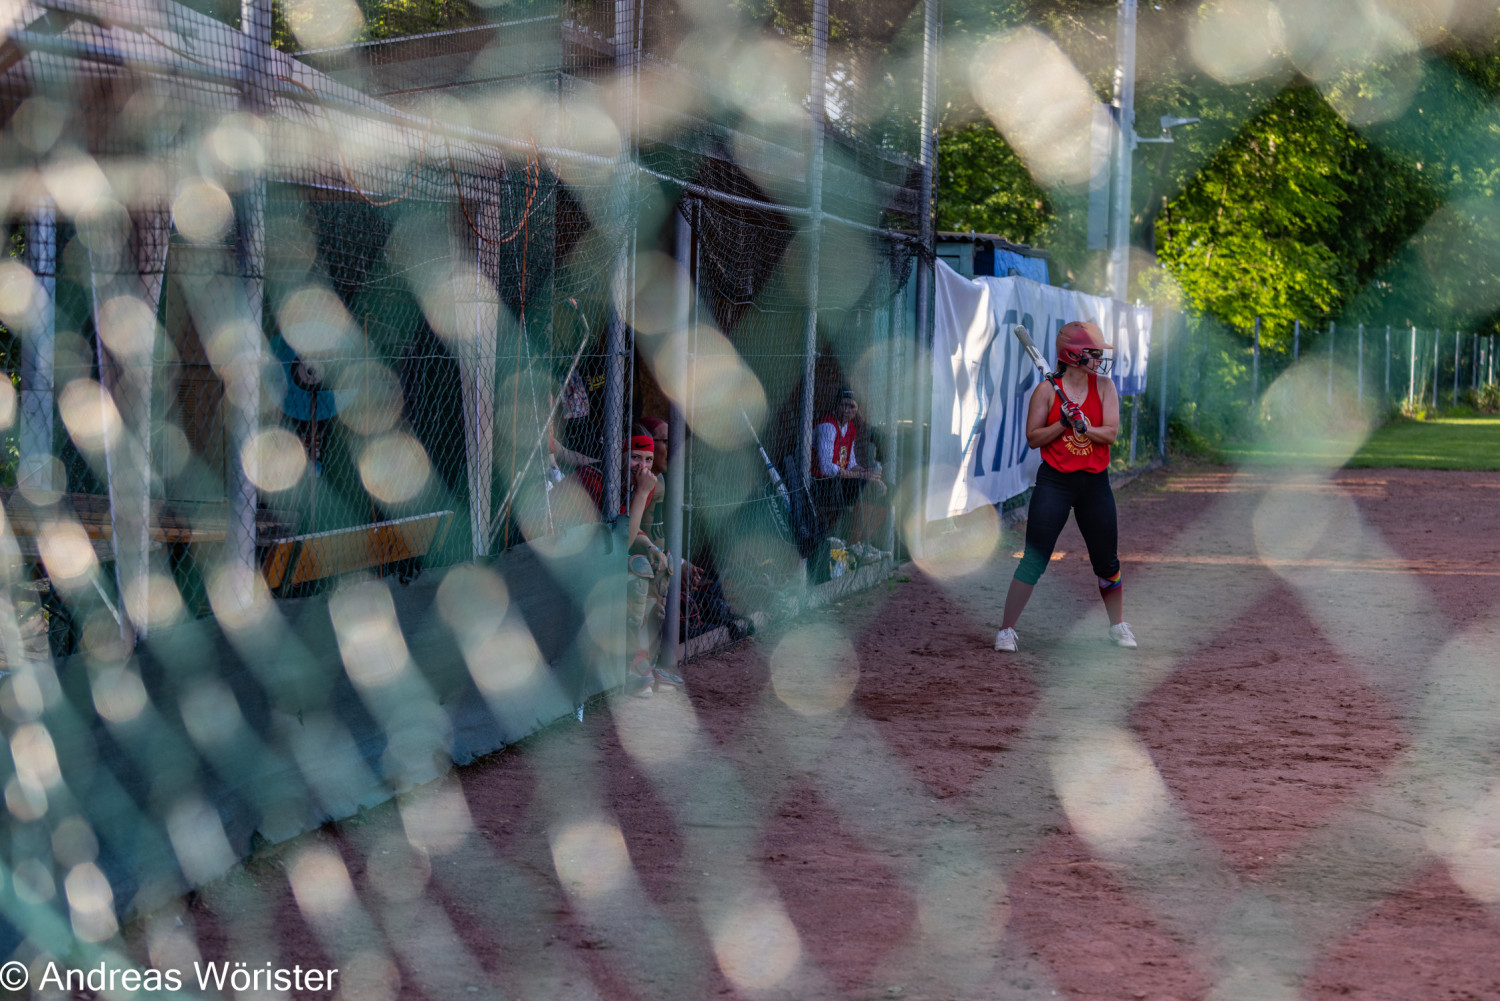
935, 0, 1500, 346
270, 0, 500, 53
934, 121, 1053, 244
1154, 85, 1436, 349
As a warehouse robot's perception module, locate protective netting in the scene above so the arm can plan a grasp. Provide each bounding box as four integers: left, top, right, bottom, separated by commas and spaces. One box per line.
0, 0, 932, 973
683, 196, 916, 638
3, 0, 1500, 995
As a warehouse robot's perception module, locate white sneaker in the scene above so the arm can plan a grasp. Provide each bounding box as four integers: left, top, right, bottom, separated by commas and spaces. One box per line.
994, 627, 1018, 652
1109, 622, 1138, 649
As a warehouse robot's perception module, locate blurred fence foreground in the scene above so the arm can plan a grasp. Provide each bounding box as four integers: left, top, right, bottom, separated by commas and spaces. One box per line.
0, 0, 932, 956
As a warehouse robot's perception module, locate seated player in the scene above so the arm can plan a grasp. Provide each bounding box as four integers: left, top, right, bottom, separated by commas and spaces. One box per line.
811, 387, 889, 563
575, 425, 683, 696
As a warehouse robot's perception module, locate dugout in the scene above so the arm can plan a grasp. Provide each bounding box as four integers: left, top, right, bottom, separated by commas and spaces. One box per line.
0, 0, 934, 954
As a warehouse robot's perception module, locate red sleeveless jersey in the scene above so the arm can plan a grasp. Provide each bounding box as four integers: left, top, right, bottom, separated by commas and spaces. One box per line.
1041, 374, 1108, 474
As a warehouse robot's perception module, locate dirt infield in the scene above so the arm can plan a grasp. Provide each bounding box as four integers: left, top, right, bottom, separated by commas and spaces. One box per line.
179, 462, 1500, 1001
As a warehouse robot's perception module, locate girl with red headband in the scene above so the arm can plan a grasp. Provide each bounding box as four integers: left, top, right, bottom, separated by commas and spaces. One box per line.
624, 426, 685, 695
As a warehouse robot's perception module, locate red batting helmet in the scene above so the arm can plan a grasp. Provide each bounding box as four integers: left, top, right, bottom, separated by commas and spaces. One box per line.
1056, 320, 1113, 373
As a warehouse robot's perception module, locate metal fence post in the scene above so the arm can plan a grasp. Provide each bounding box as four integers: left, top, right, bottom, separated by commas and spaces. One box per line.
19, 202, 57, 496
1251, 315, 1260, 412
1356, 323, 1364, 405
1327, 320, 1335, 406
228, 0, 271, 585
1128, 308, 1139, 461
663, 203, 692, 670
1293, 318, 1300, 360
1158, 310, 1169, 458
1408, 326, 1417, 410
1453, 329, 1461, 406
882, 266, 901, 557
1432, 328, 1440, 411
909, 0, 938, 561
1384, 324, 1391, 399
1196, 314, 1203, 424
797, 0, 829, 521
603, 0, 639, 536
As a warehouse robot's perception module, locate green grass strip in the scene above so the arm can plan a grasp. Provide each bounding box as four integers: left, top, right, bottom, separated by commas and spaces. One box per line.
1345, 415, 1500, 470
1217, 414, 1500, 470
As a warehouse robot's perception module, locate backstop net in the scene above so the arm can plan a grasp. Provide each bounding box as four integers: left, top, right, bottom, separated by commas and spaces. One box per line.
0, 0, 929, 969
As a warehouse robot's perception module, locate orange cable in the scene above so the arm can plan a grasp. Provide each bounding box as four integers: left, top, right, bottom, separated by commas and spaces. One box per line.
444, 134, 541, 247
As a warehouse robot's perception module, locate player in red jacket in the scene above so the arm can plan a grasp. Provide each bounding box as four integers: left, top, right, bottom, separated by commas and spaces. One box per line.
813, 387, 887, 561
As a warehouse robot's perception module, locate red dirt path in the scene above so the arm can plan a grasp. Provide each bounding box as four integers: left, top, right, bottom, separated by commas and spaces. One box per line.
182, 462, 1500, 1001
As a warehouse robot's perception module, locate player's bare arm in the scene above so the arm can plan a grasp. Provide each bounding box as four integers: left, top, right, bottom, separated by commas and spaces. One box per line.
1024, 383, 1070, 449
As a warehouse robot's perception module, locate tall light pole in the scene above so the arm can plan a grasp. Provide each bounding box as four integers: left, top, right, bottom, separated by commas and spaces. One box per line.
1107, 0, 1138, 302
1104, 1, 1197, 304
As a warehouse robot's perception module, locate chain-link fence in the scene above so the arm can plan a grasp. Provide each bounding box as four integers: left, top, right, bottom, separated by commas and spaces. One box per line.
0, 0, 934, 963
1135, 313, 1500, 465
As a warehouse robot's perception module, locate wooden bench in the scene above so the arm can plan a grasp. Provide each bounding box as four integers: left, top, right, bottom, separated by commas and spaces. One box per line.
261, 510, 454, 597
1, 490, 297, 547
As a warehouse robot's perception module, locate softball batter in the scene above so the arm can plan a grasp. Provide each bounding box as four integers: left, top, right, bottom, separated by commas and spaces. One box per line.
994, 320, 1137, 651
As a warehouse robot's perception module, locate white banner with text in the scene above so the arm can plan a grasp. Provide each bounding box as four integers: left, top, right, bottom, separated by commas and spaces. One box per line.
927, 263, 1152, 522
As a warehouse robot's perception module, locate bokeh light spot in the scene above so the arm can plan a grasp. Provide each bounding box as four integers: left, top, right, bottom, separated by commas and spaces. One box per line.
336, 361, 404, 436
10, 722, 62, 792
278, 285, 356, 357
1252, 362, 1375, 470
712, 898, 802, 990
241, 427, 307, 492
1188, 0, 1287, 84
288, 845, 357, 919
0, 260, 45, 330
613, 690, 700, 765
96, 295, 157, 358
172, 178, 234, 244
436, 564, 511, 641
550, 819, 633, 901
58, 378, 122, 454
1051, 727, 1170, 854
330, 581, 411, 688
123, 572, 187, 631
91, 667, 150, 725
770, 624, 859, 716
166, 797, 237, 886
64, 862, 117, 942
37, 518, 97, 584
359, 432, 432, 505
970, 29, 1097, 188
462, 625, 545, 696
283, 0, 365, 48
906, 499, 1000, 581
180, 680, 245, 749
399, 777, 474, 854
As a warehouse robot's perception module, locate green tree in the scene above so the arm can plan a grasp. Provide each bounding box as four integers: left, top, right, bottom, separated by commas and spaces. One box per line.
1153, 85, 1436, 346
936, 0, 1500, 343
934, 121, 1053, 244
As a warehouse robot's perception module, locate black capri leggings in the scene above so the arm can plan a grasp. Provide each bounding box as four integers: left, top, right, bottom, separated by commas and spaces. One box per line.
1014, 462, 1120, 586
